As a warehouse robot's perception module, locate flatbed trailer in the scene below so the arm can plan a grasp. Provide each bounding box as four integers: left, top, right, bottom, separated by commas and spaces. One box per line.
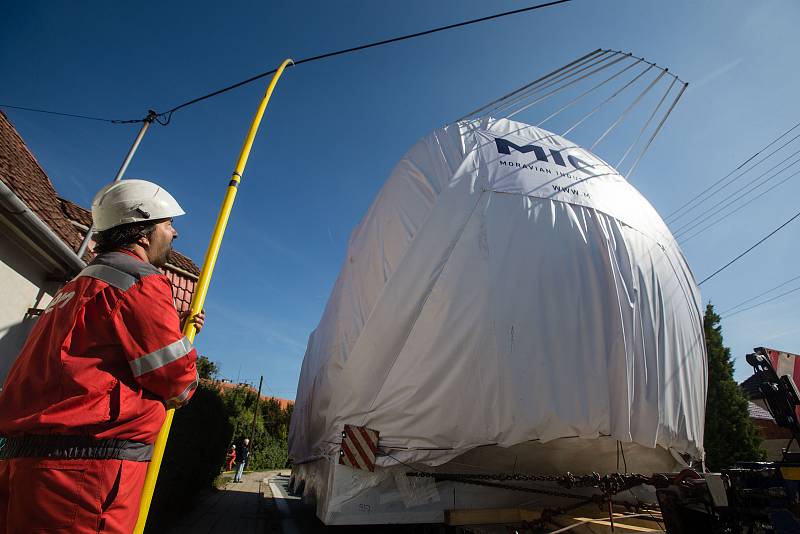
291, 435, 679, 526
289, 347, 800, 533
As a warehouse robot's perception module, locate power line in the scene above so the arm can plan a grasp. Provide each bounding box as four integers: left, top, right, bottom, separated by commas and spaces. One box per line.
679, 165, 800, 244
668, 124, 800, 244
158, 0, 571, 121
669, 129, 800, 228
665, 120, 800, 223
1, 0, 572, 126
698, 208, 800, 286
673, 150, 800, 239
0, 104, 144, 124
720, 273, 800, 316
723, 285, 800, 319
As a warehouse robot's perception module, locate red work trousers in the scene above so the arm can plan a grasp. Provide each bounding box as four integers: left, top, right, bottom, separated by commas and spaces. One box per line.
0, 457, 148, 533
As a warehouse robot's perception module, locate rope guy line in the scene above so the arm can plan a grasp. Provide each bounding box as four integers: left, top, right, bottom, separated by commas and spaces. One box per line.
458, 48, 606, 121
533, 55, 642, 127
478, 50, 619, 119
560, 62, 654, 136
625, 81, 688, 181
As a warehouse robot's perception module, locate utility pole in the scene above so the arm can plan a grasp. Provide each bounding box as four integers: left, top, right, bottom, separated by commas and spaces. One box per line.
76, 110, 157, 259
250, 375, 263, 443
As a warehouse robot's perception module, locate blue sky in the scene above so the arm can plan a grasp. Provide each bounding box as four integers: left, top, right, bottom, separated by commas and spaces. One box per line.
2, 0, 799, 397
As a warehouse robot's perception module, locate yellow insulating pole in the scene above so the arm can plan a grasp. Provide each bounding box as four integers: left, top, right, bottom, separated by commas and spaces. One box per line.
133, 57, 294, 534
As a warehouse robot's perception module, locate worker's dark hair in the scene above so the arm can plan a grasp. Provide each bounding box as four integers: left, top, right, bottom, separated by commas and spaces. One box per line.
93, 220, 157, 253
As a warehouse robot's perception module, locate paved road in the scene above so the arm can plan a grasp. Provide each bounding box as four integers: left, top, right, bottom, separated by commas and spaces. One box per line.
162, 470, 287, 534
266, 474, 328, 534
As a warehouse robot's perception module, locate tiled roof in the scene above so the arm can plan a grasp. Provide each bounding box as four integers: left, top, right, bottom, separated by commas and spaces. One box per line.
747, 401, 774, 421
58, 197, 92, 227
163, 250, 200, 277
2, 110, 200, 314
58, 197, 200, 277
211, 380, 294, 409
0, 111, 87, 258
166, 270, 196, 312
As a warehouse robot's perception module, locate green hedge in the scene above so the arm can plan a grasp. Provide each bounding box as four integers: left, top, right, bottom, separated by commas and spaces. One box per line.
144, 380, 292, 531
221, 388, 292, 470
146, 383, 232, 532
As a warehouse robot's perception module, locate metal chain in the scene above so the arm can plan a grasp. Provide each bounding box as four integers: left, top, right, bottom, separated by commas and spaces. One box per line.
406, 471, 653, 496
428, 476, 601, 501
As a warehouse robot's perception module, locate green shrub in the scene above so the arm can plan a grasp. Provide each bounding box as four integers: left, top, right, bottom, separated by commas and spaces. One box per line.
145, 383, 232, 532
221, 390, 292, 470
703, 303, 765, 470
144, 380, 293, 531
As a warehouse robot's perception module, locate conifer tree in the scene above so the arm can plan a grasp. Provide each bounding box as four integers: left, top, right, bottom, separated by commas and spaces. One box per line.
703, 303, 764, 470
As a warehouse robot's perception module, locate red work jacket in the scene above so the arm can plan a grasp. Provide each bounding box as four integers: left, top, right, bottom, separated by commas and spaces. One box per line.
0, 250, 198, 444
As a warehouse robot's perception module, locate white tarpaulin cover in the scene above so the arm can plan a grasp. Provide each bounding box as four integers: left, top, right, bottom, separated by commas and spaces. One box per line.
289, 117, 706, 468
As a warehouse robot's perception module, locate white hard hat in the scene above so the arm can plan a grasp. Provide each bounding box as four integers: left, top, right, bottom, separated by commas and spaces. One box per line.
91, 179, 185, 231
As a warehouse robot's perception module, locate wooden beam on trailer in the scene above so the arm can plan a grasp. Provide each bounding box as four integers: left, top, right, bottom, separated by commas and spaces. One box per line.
445, 507, 543, 526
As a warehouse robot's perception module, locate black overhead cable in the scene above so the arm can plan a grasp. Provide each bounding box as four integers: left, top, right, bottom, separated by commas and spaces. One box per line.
670, 130, 800, 227
158, 0, 571, 123
723, 285, 800, 319
720, 273, 800, 316
0, 104, 143, 124
698, 208, 800, 286
672, 131, 800, 243
679, 165, 800, 244
1, 0, 572, 126
665, 120, 800, 223
673, 149, 800, 238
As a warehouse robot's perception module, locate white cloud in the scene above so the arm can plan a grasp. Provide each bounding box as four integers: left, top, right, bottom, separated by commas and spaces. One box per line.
204, 301, 307, 354
693, 58, 743, 89
762, 326, 800, 344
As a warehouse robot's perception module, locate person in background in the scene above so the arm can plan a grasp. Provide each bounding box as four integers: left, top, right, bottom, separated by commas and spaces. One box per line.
0, 179, 203, 533
225, 444, 236, 471
233, 438, 250, 483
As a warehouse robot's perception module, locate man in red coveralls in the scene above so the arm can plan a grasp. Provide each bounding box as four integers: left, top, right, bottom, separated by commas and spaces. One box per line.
0, 179, 204, 533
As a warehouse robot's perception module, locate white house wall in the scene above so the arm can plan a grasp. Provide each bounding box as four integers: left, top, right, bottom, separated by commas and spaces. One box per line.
0, 232, 57, 386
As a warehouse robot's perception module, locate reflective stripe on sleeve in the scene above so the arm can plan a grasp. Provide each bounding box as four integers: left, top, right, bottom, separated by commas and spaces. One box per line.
78, 264, 137, 291
169, 372, 199, 407
129, 336, 193, 378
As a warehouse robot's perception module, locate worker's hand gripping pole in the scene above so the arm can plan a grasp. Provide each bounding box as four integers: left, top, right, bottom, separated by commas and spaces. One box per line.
133, 58, 293, 534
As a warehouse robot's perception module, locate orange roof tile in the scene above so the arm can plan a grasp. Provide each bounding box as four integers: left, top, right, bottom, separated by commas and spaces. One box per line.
209, 380, 294, 409
0, 111, 87, 259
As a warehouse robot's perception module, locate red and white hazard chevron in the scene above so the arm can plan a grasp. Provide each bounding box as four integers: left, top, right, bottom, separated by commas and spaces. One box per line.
339, 424, 379, 472
764, 346, 800, 419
